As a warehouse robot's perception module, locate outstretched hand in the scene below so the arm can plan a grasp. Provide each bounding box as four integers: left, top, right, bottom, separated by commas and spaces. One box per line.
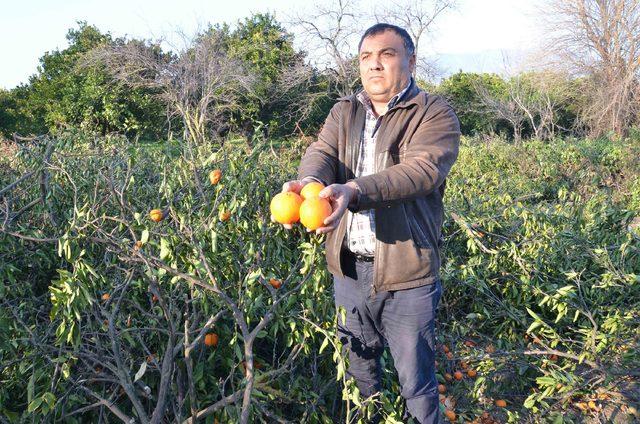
313, 182, 358, 234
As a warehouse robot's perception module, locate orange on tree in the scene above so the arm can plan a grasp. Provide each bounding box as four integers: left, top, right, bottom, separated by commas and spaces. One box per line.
442, 344, 450, 353
209, 169, 222, 185
204, 333, 219, 347
149, 209, 164, 222
438, 384, 447, 394
495, 399, 507, 408
270, 192, 303, 225
460, 360, 468, 369
219, 210, 231, 222
454, 370, 463, 380
101, 293, 110, 301
446, 351, 454, 360
467, 369, 477, 378
300, 181, 325, 200
444, 373, 453, 382
299, 196, 332, 231
269, 278, 282, 289
444, 409, 456, 422
133, 240, 143, 251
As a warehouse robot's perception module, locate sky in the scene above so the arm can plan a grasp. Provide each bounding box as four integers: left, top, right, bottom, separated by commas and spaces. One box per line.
0, 0, 544, 90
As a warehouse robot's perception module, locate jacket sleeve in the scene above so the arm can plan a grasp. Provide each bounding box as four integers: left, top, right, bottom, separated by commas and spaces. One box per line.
351, 97, 460, 211
296, 102, 343, 186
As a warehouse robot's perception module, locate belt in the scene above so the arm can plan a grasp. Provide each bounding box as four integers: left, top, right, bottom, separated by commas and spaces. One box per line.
343, 249, 374, 262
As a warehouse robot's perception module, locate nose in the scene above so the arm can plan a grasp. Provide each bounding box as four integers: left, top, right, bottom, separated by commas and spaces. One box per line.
369, 55, 383, 71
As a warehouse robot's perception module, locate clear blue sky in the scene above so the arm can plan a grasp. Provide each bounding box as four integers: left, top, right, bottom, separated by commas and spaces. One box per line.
1, 0, 542, 89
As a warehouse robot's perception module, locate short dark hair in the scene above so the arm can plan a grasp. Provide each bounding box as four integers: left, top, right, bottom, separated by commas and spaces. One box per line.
358, 23, 415, 56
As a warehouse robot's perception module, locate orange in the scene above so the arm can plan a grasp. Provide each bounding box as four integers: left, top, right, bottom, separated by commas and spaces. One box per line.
300, 181, 324, 199
467, 369, 477, 378
204, 333, 219, 347
149, 209, 164, 222
442, 344, 450, 353
495, 399, 507, 408
438, 384, 447, 394
460, 361, 468, 369
299, 197, 332, 231
101, 293, 110, 301
446, 351, 454, 360
444, 373, 453, 382
269, 278, 282, 289
209, 169, 222, 185
133, 240, 143, 251
270, 192, 303, 225
444, 409, 456, 422
219, 210, 231, 221
454, 371, 463, 380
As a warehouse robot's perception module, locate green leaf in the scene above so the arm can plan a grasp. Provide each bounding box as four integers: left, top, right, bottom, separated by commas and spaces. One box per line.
319, 337, 329, 354
27, 397, 43, 413
134, 361, 147, 382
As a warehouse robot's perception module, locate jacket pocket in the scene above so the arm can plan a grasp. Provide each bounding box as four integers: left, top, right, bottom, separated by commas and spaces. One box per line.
403, 205, 431, 249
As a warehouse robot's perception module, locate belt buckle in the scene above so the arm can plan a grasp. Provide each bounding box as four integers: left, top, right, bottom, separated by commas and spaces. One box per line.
355, 253, 374, 262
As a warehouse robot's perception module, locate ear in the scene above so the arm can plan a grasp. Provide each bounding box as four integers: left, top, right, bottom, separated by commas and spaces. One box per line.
408, 53, 417, 73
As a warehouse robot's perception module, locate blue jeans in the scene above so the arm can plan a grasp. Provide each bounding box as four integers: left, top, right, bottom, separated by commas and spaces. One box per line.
333, 254, 442, 423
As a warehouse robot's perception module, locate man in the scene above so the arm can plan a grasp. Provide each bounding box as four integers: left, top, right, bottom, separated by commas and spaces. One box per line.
275, 23, 460, 423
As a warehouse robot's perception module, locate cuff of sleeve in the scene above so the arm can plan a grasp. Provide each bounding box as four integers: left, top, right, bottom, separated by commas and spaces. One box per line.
346, 180, 361, 213
301, 175, 326, 186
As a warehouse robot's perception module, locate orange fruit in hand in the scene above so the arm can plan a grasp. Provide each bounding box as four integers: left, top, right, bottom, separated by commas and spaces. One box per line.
495, 399, 507, 407
269, 278, 282, 289
149, 209, 164, 222
270, 192, 303, 225
299, 197, 332, 231
209, 169, 222, 185
204, 333, 219, 347
300, 181, 324, 199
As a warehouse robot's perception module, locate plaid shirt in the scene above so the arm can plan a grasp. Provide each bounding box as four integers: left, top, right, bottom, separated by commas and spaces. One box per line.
346, 80, 413, 257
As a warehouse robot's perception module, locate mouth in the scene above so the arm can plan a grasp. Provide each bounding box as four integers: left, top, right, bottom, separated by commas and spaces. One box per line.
368, 76, 383, 80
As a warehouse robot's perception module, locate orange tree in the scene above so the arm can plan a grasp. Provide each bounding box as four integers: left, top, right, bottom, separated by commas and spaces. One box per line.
0, 134, 355, 423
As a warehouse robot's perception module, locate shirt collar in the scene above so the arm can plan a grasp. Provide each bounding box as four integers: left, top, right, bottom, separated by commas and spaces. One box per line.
356, 77, 414, 113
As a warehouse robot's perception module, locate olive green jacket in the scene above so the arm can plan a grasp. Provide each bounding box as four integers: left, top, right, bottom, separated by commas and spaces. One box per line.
297, 80, 460, 294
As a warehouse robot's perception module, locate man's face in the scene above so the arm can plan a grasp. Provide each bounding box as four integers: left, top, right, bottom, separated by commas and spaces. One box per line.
358, 30, 415, 103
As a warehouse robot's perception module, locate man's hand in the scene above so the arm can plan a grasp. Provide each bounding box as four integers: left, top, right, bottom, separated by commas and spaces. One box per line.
313, 182, 358, 235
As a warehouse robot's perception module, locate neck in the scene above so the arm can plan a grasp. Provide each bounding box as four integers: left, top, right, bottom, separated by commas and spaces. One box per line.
370, 101, 388, 117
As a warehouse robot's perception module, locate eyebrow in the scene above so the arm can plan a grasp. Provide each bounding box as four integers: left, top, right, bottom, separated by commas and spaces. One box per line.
359, 47, 398, 56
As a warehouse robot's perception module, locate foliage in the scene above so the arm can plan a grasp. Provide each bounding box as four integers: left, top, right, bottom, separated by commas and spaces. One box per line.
1, 22, 165, 139
1, 132, 638, 422
436, 72, 511, 137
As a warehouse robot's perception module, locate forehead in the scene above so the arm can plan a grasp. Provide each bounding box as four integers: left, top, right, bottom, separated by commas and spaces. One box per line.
359, 30, 406, 53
